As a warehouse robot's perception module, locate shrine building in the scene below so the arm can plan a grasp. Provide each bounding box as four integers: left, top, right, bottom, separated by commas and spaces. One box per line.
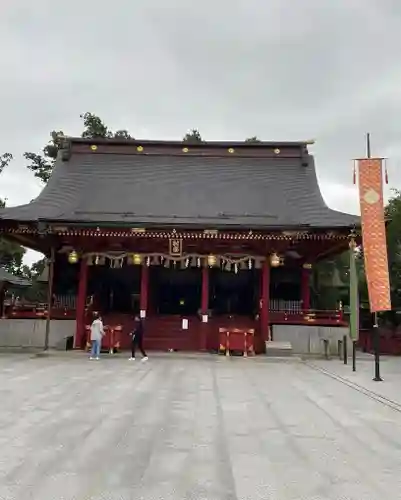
0, 138, 359, 354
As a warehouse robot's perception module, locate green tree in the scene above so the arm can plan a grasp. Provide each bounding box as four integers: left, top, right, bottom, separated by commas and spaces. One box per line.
384, 189, 401, 311
245, 136, 262, 143
183, 129, 203, 144
24, 113, 133, 184
0, 198, 26, 274
30, 257, 47, 279
0, 156, 26, 274
0, 152, 13, 174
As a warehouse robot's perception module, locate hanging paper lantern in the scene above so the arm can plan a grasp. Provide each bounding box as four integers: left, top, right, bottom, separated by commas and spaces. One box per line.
68, 250, 78, 264
146, 256, 151, 266
270, 253, 281, 268
207, 254, 217, 267
132, 254, 142, 265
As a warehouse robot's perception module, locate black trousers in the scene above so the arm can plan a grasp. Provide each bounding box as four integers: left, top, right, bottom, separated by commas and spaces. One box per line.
131, 335, 147, 357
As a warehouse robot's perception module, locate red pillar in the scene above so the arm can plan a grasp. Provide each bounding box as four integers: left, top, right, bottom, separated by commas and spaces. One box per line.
140, 264, 149, 317
200, 266, 209, 350
201, 266, 209, 314
260, 260, 270, 341
301, 264, 311, 312
75, 257, 88, 349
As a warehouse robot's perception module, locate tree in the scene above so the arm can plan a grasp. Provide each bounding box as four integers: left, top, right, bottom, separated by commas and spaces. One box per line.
24, 113, 133, 183
0, 152, 13, 174
30, 258, 47, 279
245, 136, 262, 143
183, 129, 203, 144
0, 198, 26, 274
384, 189, 401, 313
0, 156, 27, 274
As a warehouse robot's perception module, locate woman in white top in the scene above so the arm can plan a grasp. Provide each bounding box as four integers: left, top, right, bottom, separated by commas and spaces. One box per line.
89, 312, 104, 360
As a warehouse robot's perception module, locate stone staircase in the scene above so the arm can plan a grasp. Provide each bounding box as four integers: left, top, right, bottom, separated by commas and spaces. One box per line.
265, 340, 293, 357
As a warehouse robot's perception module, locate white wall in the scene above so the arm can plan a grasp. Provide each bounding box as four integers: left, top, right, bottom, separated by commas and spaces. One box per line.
0, 319, 75, 349
272, 324, 351, 355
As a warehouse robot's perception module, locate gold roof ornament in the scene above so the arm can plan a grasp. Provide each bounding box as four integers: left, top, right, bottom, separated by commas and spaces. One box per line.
90, 145, 98, 151
137, 146, 144, 152
228, 148, 235, 154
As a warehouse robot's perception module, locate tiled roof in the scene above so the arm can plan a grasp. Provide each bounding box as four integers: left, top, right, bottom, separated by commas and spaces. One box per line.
0, 268, 31, 286
0, 139, 359, 229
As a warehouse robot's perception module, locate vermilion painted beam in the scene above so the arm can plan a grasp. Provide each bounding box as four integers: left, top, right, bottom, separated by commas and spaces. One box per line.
74, 258, 88, 349
260, 260, 270, 341
140, 264, 149, 316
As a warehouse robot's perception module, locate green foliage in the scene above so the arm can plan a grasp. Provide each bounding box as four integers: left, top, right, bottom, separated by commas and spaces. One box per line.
183, 129, 203, 144
245, 136, 262, 143
24, 113, 133, 183
30, 258, 47, 279
384, 189, 401, 310
0, 152, 13, 174
0, 159, 26, 274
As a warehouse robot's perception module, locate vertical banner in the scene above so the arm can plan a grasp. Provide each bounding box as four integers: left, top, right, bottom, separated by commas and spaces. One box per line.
357, 158, 391, 312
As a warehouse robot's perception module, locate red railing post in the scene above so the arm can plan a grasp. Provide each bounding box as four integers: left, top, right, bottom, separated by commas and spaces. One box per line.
75, 257, 88, 349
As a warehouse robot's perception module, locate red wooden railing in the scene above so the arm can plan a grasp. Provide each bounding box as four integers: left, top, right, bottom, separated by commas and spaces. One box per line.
2, 304, 345, 325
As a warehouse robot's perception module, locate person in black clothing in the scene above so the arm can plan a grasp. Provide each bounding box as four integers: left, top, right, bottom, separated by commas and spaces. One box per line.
129, 316, 148, 361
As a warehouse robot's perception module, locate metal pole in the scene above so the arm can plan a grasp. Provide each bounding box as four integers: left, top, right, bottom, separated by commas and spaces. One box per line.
44, 247, 55, 351
343, 334, 348, 364
352, 341, 356, 372
372, 313, 382, 381
366, 133, 382, 381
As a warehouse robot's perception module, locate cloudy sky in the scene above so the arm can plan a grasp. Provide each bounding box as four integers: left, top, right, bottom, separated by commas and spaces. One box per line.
0, 0, 399, 265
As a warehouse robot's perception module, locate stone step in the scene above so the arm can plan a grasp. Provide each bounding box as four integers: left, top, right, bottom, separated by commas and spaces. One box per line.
265, 341, 293, 357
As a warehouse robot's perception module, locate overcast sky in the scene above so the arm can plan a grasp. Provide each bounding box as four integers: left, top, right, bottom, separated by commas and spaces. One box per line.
1, 0, 399, 265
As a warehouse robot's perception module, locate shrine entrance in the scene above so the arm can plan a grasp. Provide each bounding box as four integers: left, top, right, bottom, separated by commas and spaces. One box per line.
150, 267, 202, 315
88, 266, 141, 314
209, 268, 260, 317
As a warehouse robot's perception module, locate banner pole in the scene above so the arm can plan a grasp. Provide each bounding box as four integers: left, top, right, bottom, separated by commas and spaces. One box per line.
366, 133, 383, 381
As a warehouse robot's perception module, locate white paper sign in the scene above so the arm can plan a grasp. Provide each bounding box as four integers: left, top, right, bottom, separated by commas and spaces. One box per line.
140, 310, 146, 319
182, 318, 188, 330
202, 314, 208, 323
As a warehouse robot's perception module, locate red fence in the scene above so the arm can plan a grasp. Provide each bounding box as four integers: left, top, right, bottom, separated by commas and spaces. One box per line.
218, 328, 255, 356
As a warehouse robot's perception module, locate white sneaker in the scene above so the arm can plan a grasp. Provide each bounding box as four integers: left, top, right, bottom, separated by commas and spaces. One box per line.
129, 357, 135, 361
141, 356, 149, 362
95, 357, 100, 360
89, 357, 94, 360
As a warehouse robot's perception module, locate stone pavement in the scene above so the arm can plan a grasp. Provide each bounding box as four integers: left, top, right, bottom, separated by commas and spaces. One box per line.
1, 352, 401, 499
308, 354, 401, 408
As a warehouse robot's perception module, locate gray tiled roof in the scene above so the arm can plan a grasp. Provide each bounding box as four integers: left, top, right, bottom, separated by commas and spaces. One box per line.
0, 268, 31, 286
0, 142, 359, 229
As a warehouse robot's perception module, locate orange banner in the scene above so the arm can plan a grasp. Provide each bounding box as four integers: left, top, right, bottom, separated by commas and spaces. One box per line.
358, 158, 391, 312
